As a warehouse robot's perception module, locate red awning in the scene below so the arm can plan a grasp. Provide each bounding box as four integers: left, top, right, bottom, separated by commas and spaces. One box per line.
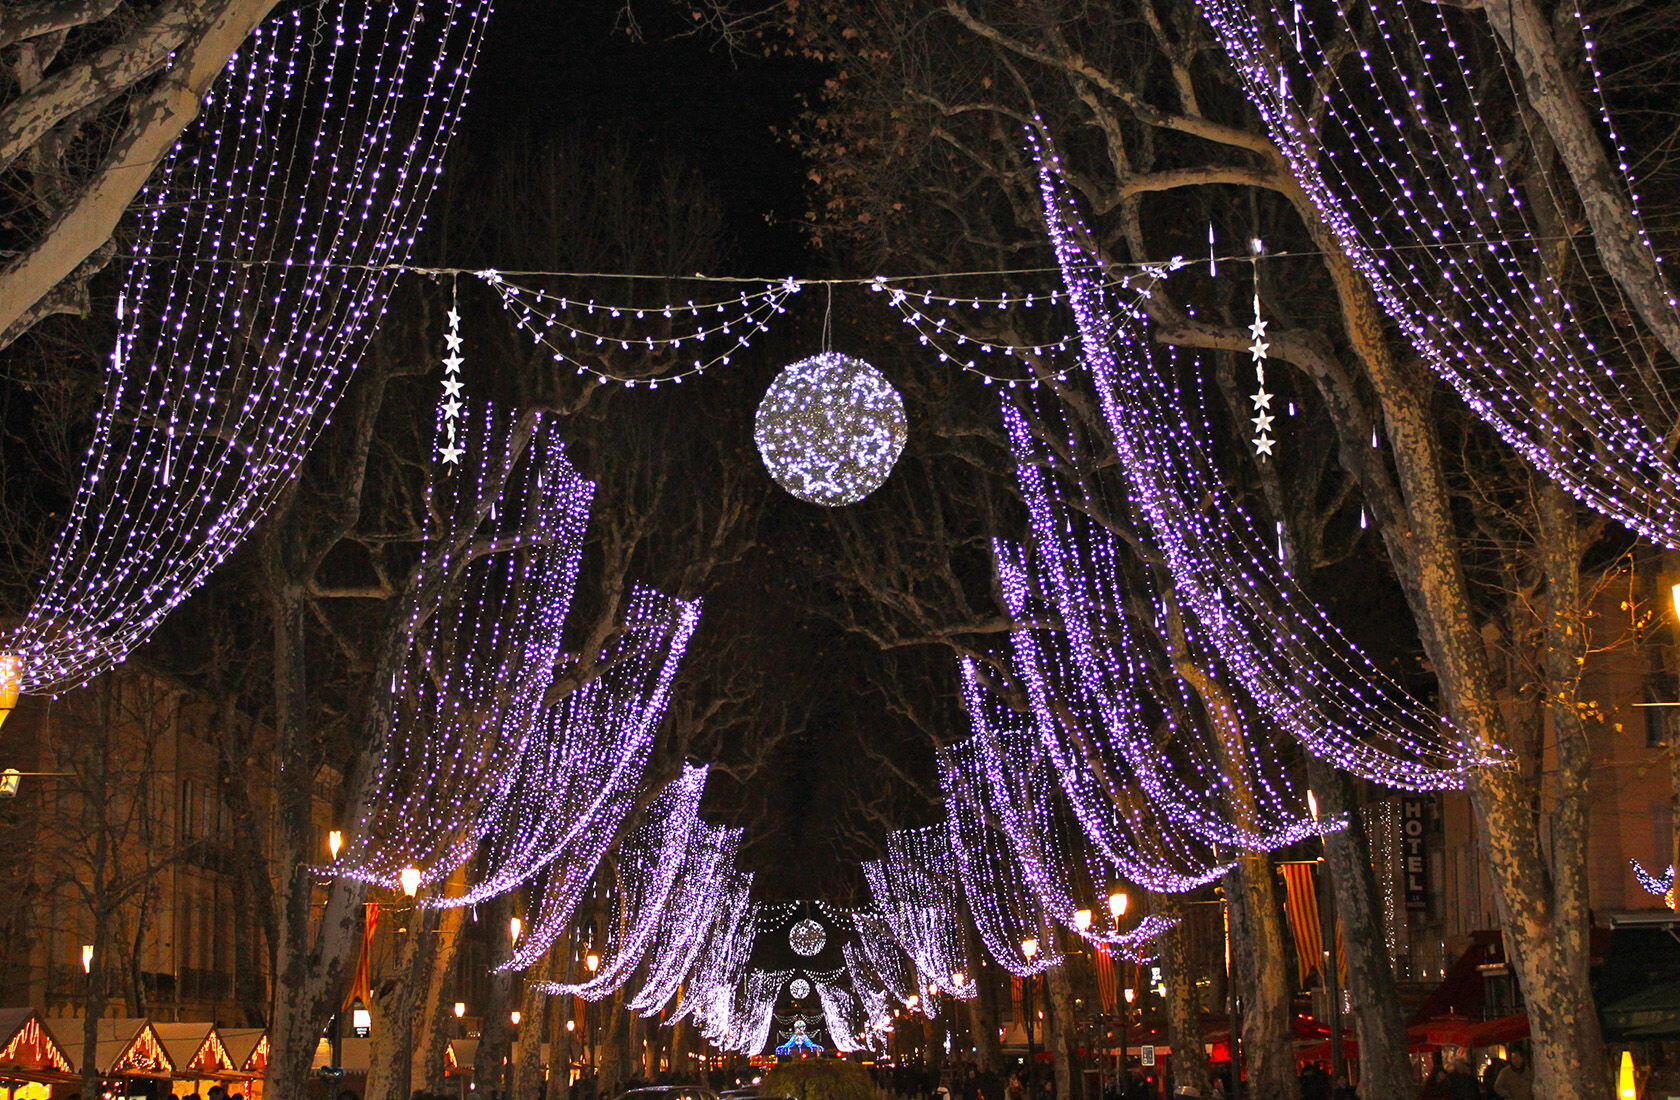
1409, 1014, 1529, 1049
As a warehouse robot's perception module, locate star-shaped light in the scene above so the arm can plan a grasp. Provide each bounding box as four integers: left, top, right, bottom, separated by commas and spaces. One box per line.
439, 443, 463, 464
1252, 389, 1274, 410
1254, 435, 1275, 457
1252, 411, 1274, 433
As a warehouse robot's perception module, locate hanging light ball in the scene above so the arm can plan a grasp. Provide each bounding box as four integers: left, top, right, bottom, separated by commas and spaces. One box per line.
789, 918, 827, 956
754, 352, 907, 507
789, 977, 812, 1000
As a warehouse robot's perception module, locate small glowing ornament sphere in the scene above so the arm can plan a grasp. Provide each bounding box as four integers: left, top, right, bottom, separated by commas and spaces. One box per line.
789, 978, 812, 1000
789, 918, 827, 956
754, 352, 907, 506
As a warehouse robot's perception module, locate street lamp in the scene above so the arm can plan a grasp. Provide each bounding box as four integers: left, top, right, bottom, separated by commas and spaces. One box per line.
1108, 892, 1129, 921
1305, 789, 1345, 1084
400, 867, 421, 897
1073, 909, 1093, 932
1121, 988, 1136, 1084
1021, 938, 1041, 1094
509, 916, 523, 943
1021, 938, 1039, 960
585, 952, 601, 973
80, 945, 93, 973
510, 1010, 522, 1026
328, 830, 344, 861
454, 1002, 466, 1019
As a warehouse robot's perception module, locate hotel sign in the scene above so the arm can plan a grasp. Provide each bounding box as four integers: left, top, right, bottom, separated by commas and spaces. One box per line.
1401, 796, 1430, 911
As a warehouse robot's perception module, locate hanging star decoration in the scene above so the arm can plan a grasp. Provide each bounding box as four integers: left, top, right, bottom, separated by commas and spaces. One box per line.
439, 293, 466, 464
1249, 291, 1275, 459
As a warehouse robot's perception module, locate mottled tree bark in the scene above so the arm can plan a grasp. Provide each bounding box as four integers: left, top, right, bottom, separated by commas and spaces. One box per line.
1044, 950, 1077, 1100
1226, 854, 1297, 1100
366, 909, 442, 1100
412, 871, 470, 1094
0, 0, 280, 346
1156, 895, 1211, 1100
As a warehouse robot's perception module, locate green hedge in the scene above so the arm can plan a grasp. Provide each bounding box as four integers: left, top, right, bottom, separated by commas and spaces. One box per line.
760, 1057, 874, 1100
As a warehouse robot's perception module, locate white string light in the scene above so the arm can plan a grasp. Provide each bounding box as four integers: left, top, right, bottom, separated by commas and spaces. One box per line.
1192, 0, 1680, 550
6, 0, 492, 693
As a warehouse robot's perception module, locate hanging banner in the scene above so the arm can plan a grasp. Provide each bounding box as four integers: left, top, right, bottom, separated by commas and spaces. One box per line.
1400, 796, 1431, 911
1280, 863, 1323, 984
1093, 944, 1117, 1015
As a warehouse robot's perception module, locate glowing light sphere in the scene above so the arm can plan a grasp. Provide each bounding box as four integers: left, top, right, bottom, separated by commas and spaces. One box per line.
789, 918, 827, 956
754, 353, 907, 506
790, 977, 812, 1000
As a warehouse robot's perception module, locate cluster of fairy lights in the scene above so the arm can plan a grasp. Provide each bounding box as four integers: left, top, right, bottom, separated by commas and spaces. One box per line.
863, 827, 978, 1001
1632, 860, 1676, 901
753, 353, 908, 507
336, 406, 593, 891
541, 766, 708, 992
1189, 0, 1680, 550
994, 397, 1340, 861
5, 0, 492, 693
789, 918, 829, 956
1031, 143, 1483, 790
442, 586, 702, 911
809, 967, 876, 1053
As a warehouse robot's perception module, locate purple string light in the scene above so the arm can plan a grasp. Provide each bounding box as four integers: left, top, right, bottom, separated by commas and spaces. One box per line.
8, 0, 492, 693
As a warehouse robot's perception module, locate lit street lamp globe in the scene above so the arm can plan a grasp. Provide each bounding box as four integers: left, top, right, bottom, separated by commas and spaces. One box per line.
789, 918, 827, 956
754, 352, 908, 507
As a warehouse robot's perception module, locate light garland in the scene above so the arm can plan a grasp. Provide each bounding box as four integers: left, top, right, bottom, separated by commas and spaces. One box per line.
335, 404, 593, 892
538, 764, 707, 988
5, 0, 492, 693
863, 827, 977, 1000
438, 586, 701, 909
754, 352, 908, 507
1189, 0, 1680, 550
1030, 140, 1485, 789
1632, 859, 1676, 902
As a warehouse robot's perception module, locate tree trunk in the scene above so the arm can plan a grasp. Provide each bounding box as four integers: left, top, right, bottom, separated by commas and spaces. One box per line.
413, 876, 470, 1094
1305, 761, 1413, 1095
1280, 188, 1610, 1100
1044, 952, 1077, 1100
476, 893, 520, 1099
966, 969, 1004, 1075
1226, 855, 1296, 1100
1478, 0, 1680, 377
366, 908, 442, 1100
1156, 896, 1211, 1100
512, 971, 551, 1100
0, 0, 281, 348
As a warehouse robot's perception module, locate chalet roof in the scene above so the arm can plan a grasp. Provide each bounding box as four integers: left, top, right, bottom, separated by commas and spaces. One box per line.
43, 1017, 175, 1077
153, 1022, 232, 1075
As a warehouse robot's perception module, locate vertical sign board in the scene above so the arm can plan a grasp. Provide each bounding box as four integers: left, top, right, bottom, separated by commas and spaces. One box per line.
1400, 796, 1430, 911
1140, 1045, 1156, 1068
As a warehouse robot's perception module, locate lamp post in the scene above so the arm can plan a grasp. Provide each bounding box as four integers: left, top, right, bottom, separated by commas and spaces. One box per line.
1121, 988, 1136, 1088
1021, 938, 1041, 1098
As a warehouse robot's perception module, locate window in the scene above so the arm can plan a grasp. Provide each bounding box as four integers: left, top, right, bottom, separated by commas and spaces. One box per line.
1645, 685, 1678, 748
